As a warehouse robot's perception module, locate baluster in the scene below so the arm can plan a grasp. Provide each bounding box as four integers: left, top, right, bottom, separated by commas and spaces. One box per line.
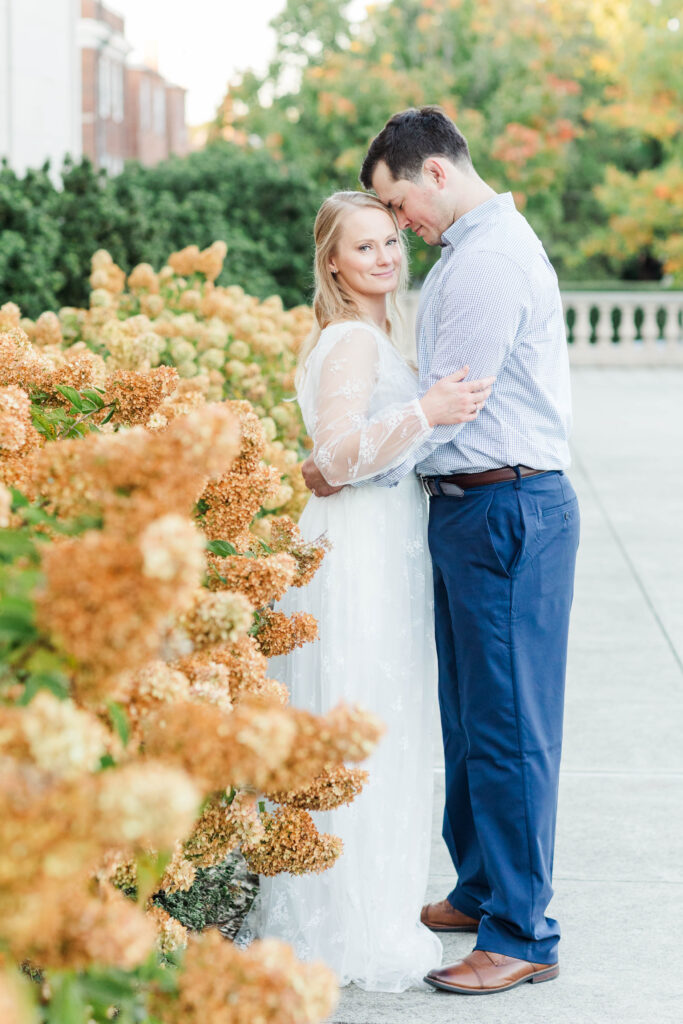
572, 300, 591, 348
595, 302, 613, 347
662, 302, 681, 347
640, 300, 660, 347
618, 301, 638, 347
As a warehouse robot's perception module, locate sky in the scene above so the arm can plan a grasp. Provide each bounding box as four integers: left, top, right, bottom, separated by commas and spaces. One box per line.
111, 0, 367, 126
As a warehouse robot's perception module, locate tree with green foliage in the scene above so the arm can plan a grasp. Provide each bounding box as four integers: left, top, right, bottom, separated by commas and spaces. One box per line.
0, 143, 323, 319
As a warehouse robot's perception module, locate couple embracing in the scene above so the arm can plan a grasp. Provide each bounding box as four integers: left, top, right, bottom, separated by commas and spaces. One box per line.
248, 106, 580, 997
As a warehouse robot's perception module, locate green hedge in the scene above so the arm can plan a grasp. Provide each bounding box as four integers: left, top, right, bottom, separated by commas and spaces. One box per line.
0, 143, 323, 319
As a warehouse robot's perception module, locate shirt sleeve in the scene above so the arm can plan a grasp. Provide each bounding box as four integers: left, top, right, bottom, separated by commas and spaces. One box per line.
311, 326, 432, 486
370, 249, 532, 487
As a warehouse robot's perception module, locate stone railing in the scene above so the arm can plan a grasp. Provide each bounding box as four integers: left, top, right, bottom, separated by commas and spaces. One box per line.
562, 291, 683, 365
400, 290, 683, 366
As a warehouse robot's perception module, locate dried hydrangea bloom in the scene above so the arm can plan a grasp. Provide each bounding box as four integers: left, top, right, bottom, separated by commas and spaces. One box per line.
176, 635, 269, 705
260, 704, 384, 794
267, 515, 329, 587
152, 929, 338, 1024
103, 365, 179, 425
102, 315, 164, 372
0, 328, 54, 391
158, 840, 197, 894
0, 968, 37, 1024
181, 659, 233, 712
266, 764, 368, 811
201, 462, 280, 546
13, 883, 157, 970
125, 661, 192, 739
0, 481, 12, 527
253, 610, 318, 658
0, 692, 110, 778
147, 903, 188, 954
33, 403, 239, 530
89, 249, 125, 295
0, 385, 39, 455
168, 244, 201, 278
128, 262, 160, 294
179, 590, 254, 648
243, 806, 343, 877
142, 699, 297, 792
183, 789, 264, 868
0, 302, 21, 331
95, 762, 200, 848
207, 551, 297, 607
36, 526, 203, 686
33, 310, 62, 347
141, 515, 206, 585
95, 848, 138, 892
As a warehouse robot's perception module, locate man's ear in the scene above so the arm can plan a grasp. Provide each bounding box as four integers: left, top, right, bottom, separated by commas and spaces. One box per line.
423, 157, 448, 188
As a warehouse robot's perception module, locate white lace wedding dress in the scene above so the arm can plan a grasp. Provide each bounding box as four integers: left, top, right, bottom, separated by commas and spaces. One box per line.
241, 320, 443, 991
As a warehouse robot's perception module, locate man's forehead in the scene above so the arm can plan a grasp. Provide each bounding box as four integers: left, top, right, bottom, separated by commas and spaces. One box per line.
371, 163, 405, 202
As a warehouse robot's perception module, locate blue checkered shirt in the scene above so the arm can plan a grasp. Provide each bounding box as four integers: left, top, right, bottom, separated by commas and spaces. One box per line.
373, 192, 572, 487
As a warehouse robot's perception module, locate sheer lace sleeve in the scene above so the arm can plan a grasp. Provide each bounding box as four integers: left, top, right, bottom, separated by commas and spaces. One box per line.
310, 326, 431, 486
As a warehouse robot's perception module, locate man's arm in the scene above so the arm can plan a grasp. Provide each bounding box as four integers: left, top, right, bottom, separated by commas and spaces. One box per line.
369, 249, 532, 487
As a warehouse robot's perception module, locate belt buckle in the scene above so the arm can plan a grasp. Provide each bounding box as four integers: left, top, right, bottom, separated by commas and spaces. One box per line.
419, 475, 433, 498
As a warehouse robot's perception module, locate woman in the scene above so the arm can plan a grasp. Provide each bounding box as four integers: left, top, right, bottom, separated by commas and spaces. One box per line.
246, 191, 493, 991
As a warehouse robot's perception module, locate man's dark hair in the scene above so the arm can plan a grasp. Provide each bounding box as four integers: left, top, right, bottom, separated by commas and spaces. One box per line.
360, 106, 472, 189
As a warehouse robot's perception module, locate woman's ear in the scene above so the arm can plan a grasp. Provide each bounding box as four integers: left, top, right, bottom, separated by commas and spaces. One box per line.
329, 262, 338, 276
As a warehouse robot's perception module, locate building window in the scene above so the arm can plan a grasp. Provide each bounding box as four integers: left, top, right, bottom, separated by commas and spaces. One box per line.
112, 62, 124, 124
140, 78, 151, 132
99, 56, 111, 119
153, 85, 166, 136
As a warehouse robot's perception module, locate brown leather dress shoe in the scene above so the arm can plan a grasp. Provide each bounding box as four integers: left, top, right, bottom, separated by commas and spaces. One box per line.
420, 898, 480, 933
424, 949, 559, 994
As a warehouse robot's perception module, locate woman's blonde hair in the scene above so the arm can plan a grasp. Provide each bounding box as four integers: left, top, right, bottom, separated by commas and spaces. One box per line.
296, 191, 408, 385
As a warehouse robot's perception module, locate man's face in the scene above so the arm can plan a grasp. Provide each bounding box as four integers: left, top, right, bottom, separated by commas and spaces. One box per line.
370, 160, 451, 246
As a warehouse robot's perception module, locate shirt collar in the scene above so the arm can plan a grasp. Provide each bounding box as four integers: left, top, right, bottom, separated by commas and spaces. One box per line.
440, 192, 515, 250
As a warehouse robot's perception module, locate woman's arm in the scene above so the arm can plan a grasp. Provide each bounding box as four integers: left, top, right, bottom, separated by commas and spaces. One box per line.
311, 327, 493, 487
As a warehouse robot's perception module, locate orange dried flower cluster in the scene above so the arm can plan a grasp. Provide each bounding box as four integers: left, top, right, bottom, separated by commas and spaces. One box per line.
243, 806, 343, 877
266, 764, 368, 811
147, 903, 189, 954
168, 241, 228, 283
183, 789, 265, 868
254, 609, 319, 657
0, 386, 43, 491
142, 700, 297, 792
176, 636, 287, 707
36, 523, 205, 689
90, 249, 126, 295
0, 760, 198, 966
268, 514, 330, 587
152, 929, 338, 1024
103, 365, 179, 425
32, 403, 239, 529
207, 551, 297, 606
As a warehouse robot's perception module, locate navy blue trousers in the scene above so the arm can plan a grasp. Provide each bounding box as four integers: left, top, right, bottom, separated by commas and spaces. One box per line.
428, 470, 580, 964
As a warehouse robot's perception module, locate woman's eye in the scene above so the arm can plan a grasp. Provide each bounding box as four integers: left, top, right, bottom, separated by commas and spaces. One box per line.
359, 244, 371, 252
387, 238, 398, 246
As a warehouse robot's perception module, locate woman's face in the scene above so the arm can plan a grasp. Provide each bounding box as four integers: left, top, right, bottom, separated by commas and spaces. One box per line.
329, 207, 402, 300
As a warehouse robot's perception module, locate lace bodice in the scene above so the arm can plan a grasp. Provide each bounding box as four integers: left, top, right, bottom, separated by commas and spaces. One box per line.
298, 320, 431, 487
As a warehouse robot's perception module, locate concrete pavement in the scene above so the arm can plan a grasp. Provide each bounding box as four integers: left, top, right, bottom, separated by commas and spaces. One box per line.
329, 369, 683, 1024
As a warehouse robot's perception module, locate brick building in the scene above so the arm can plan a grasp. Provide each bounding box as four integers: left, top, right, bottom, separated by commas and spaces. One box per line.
79, 1, 188, 172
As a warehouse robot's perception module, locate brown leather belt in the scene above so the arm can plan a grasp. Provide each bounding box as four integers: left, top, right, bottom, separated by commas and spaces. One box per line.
421, 466, 548, 497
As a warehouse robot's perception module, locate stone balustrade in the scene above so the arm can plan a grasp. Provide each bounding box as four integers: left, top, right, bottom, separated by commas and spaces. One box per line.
400, 290, 683, 365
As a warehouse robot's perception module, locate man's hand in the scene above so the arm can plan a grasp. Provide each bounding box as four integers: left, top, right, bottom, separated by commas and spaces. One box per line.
301, 455, 345, 497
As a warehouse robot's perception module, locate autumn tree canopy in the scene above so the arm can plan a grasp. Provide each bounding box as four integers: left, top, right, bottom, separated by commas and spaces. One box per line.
219, 0, 683, 283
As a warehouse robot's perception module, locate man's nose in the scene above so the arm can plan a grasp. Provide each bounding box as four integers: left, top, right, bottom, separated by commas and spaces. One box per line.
396, 210, 410, 229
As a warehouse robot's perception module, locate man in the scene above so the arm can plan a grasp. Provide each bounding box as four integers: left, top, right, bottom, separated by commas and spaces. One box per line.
302, 106, 580, 995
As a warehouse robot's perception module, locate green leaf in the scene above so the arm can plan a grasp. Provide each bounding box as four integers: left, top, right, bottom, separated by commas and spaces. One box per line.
55, 384, 85, 411
45, 972, 87, 1024
206, 539, 238, 557
107, 700, 130, 747
81, 388, 105, 409
101, 404, 116, 425
19, 671, 70, 704
257, 538, 273, 554
0, 529, 37, 561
